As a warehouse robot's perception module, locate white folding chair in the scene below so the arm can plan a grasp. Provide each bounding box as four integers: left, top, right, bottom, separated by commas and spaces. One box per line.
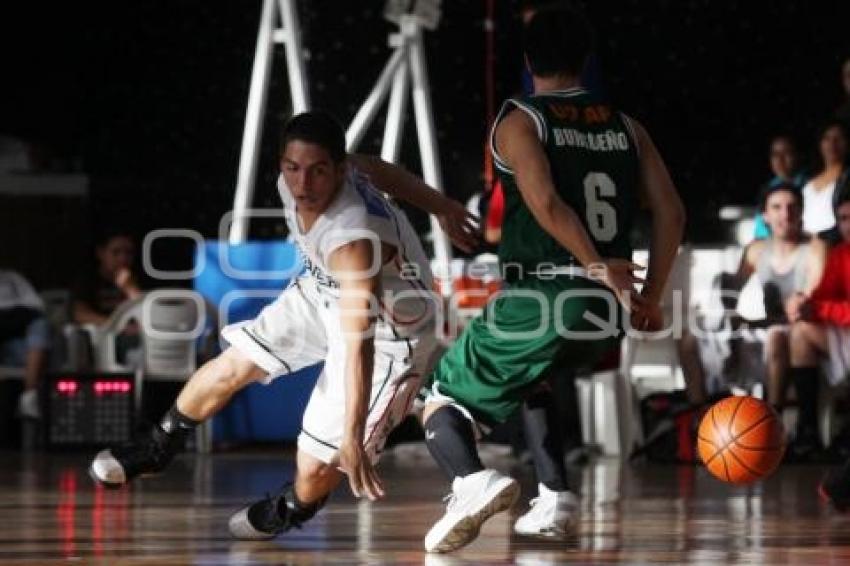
137, 290, 215, 453
90, 291, 215, 453
621, 246, 692, 391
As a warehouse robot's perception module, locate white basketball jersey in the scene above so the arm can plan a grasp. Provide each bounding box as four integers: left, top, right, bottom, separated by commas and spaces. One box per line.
278, 168, 435, 337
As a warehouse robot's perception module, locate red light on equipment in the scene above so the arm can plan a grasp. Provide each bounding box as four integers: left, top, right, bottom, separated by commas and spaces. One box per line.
94, 381, 132, 395
56, 380, 79, 394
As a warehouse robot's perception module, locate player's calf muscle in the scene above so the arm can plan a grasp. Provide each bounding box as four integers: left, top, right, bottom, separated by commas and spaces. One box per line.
177, 349, 261, 419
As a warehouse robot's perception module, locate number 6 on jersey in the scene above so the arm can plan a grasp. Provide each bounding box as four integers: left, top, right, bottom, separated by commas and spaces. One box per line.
584, 171, 618, 242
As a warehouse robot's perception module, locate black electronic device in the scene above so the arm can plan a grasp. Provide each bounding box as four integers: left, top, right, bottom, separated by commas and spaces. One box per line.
44, 373, 135, 448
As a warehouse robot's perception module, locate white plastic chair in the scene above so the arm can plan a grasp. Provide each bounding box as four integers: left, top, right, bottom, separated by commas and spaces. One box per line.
575, 350, 637, 457
621, 246, 692, 391
92, 291, 215, 453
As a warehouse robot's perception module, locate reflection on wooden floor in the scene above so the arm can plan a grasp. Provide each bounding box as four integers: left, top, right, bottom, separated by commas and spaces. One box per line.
2, 445, 850, 564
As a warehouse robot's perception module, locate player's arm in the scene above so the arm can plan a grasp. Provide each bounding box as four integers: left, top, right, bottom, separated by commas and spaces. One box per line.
348, 154, 479, 252
628, 118, 686, 307
327, 238, 385, 501
494, 109, 643, 307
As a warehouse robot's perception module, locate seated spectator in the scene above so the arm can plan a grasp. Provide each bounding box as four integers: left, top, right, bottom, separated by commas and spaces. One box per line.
802, 121, 848, 237
788, 192, 850, 459
0, 270, 50, 419
72, 230, 143, 326
679, 184, 827, 416
753, 134, 807, 239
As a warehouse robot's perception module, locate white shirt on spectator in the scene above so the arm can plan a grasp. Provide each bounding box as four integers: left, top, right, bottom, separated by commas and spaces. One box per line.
0, 270, 43, 311
802, 179, 836, 234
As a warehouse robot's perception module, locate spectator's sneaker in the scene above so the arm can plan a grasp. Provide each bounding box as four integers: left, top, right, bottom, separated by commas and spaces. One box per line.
229, 483, 320, 540
819, 462, 850, 512
514, 483, 578, 538
16, 389, 40, 420
424, 469, 520, 553
89, 425, 181, 487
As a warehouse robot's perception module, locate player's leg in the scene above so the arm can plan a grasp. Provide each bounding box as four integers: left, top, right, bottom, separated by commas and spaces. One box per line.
229, 449, 343, 540
514, 382, 578, 538
421, 278, 610, 552
421, 399, 519, 553
786, 322, 826, 461
228, 328, 436, 539
90, 281, 327, 487
90, 347, 265, 486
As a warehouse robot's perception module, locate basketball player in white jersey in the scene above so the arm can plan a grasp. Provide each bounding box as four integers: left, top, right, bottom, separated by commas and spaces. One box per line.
89, 111, 478, 539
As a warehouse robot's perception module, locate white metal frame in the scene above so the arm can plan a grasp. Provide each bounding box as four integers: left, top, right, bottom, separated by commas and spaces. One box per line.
230, 0, 310, 243
344, 12, 453, 292
229, 1, 453, 293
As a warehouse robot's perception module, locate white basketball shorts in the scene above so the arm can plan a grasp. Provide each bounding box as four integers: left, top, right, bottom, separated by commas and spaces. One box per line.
221, 277, 437, 465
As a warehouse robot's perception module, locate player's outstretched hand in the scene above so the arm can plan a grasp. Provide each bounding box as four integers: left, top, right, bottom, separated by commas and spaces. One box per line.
437, 200, 480, 254
339, 439, 385, 501
588, 258, 645, 312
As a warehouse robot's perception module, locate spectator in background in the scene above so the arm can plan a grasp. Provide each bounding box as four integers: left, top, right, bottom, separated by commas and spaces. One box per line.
678, 185, 826, 425
802, 121, 848, 237
72, 230, 143, 325
0, 270, 50, 419
834, 56, 850, 131
807, 192, 850, 506
753, 135, 807, 239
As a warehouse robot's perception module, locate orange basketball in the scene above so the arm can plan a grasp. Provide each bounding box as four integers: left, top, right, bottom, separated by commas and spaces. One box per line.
697, 396, 786, 484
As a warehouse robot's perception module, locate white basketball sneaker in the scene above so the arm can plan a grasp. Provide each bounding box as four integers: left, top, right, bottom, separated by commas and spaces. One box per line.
513, 483, 578, 538
424, 469, 520, 553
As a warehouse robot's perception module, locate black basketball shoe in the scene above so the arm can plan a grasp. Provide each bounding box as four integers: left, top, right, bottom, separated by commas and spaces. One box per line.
89, 424, 183, 487
229, 483, 324, 540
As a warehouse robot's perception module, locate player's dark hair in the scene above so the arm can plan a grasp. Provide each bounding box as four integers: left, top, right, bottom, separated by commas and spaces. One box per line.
523, 6, 594, 78
758, 182, 802, 212
280, 111, 346, 163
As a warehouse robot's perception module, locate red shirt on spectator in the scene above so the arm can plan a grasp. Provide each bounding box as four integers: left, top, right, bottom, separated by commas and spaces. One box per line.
811, 241, 850, 325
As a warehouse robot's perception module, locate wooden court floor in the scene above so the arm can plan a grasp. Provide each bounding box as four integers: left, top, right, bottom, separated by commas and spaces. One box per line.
3, 445, 850, 565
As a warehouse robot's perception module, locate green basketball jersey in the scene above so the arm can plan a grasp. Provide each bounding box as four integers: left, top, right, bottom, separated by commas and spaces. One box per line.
490, 87, 640, 274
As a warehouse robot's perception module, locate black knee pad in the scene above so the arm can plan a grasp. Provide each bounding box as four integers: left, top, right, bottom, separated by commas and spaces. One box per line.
425, 405, 470, 435
424, 405, 483, 479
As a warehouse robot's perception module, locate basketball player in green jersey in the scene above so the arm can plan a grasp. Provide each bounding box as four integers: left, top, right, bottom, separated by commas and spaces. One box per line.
420, 7, 685, 553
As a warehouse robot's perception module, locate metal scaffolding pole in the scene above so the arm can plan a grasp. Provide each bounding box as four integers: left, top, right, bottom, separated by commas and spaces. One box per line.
230, 0, 310, 243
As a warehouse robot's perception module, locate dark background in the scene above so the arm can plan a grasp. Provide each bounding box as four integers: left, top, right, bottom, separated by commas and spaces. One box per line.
1, 0, 848, 286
